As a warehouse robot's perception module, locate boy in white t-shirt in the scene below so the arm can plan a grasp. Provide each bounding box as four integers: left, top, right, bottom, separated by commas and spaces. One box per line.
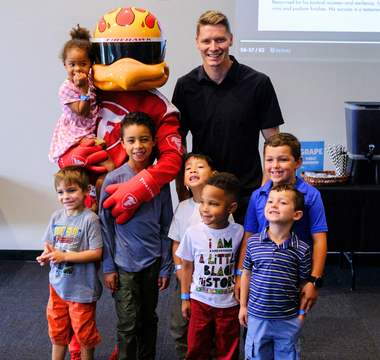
169, 152, 217, 359
176, 173, 244, 360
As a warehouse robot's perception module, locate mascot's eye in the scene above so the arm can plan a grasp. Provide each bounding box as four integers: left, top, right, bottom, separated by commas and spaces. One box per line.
93, 42, 166, 66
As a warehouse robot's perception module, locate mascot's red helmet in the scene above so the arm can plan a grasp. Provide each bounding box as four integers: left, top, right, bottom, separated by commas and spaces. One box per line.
92, 7, 169, 91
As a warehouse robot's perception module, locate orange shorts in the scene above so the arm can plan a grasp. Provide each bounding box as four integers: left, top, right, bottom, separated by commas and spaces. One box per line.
46, 285, 101, 349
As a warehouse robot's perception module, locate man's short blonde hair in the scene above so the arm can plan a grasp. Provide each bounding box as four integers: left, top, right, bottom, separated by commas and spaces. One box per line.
196, 10, 231, 37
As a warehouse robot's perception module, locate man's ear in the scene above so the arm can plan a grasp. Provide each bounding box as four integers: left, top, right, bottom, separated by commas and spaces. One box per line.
212, 170, 218, 175
229, 202, 238, 214
196, 36, 200, 50
293, 210, 303, 221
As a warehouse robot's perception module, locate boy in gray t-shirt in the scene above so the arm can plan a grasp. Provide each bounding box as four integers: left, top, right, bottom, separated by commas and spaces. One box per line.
37, 166, 103, 360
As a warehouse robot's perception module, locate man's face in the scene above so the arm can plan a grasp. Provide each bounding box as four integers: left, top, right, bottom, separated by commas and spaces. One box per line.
196, 24, 233, 71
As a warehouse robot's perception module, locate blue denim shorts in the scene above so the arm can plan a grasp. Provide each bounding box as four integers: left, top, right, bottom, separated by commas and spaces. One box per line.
245, 316, 303, 360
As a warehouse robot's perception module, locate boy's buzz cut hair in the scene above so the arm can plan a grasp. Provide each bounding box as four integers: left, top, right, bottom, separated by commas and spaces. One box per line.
120, 111, 156, 140
183, 152, 215, 172
196, 10, 231, 37
54, 165, 90, 192
264, 133, 301, 161
270, 182, 305, 211
205, 172, 240, 202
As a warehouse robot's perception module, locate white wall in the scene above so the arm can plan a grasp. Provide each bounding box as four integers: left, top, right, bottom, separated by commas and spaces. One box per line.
1, 0, 379, 250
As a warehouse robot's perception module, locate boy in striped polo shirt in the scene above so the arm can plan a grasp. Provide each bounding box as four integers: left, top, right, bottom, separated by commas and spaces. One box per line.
239, 183, 311, 360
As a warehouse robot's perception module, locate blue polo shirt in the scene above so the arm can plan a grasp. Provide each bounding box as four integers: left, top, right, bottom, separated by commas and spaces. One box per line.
244, 176, 328, 248
243, 228, 311, 320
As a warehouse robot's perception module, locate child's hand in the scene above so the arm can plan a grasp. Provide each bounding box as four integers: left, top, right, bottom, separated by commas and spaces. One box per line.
298, 314, 306, 324
181, 300, 191, 320
238, 306, 248, 328
38, 243, 67, 264
158, 277, 170, 291
299, 282, 318, 314
73, 71, 88, 90
36, 252, 49, 266
104, 272, 119, 290
36, 242, 53, 266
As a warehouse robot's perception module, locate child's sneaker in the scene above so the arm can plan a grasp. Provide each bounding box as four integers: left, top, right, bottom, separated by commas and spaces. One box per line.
70, 351, 81, 360
108, 346, 118, 360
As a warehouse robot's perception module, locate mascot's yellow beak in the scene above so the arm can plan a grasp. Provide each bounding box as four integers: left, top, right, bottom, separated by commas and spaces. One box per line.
92, 58, 169, 92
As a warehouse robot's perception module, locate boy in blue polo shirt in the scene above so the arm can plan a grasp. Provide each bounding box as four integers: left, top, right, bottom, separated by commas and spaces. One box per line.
239, 183, 311, 360
236, 133, 327, 313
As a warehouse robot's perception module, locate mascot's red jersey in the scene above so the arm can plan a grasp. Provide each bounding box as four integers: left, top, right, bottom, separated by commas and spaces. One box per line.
97, 88, 182, 186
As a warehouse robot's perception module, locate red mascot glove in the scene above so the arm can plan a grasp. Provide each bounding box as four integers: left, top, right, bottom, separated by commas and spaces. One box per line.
58, 139, 108, 174
103, 169, 160, 224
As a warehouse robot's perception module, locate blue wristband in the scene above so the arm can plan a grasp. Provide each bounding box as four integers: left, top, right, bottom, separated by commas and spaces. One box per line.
181, 294, 190, 300
235, 269, 243, 276
80, 95, 90, 101
298, 310, 306, 315
174, 265, 182, 272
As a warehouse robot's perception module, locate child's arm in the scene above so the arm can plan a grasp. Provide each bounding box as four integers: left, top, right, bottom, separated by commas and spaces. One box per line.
300, 232, 327, 313
298, 279, 308, 323
238, 268, 252, 328
158, 185, 174, 291
234, 230, 253, 302
66, 72, 91, 118
38, 242, 102, 264
99, 174, 119, 290
172, 240, 182, 282
181, 259, 194, 320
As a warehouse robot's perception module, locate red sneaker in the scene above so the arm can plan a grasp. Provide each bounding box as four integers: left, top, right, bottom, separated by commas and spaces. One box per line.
108, 346, 118, 360
70, 351, 81, 360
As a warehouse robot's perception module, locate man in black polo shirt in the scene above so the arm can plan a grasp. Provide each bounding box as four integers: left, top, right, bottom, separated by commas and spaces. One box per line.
172, 10, 284, 225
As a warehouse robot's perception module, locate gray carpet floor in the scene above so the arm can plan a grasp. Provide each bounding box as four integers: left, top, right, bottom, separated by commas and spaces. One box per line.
1, 256, 379, 359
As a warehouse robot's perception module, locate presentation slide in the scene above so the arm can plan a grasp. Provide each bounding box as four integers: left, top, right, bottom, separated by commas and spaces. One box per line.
235, 0, 380, 61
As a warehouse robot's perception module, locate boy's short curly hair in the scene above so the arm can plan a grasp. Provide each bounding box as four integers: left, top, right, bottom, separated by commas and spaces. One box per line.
205, 172, 240, 202
183, 152, 215, 173
120, 111, 156, 140
196, 10, 231, 36
270, 182, 305, 211
54, 165, 90, 192
264, 133, 301, 161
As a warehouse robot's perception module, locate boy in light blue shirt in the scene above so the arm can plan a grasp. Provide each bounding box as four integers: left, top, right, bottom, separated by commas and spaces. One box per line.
239, 183, 311, 360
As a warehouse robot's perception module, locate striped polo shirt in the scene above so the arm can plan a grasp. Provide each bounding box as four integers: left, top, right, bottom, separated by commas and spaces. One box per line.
243, 227, 311, 320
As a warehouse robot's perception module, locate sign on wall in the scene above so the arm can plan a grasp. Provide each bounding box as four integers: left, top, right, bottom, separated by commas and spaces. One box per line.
299, 141, 324, 172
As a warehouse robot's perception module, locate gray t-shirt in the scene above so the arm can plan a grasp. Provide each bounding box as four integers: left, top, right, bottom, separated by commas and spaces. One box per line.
42, 207, 103, 303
